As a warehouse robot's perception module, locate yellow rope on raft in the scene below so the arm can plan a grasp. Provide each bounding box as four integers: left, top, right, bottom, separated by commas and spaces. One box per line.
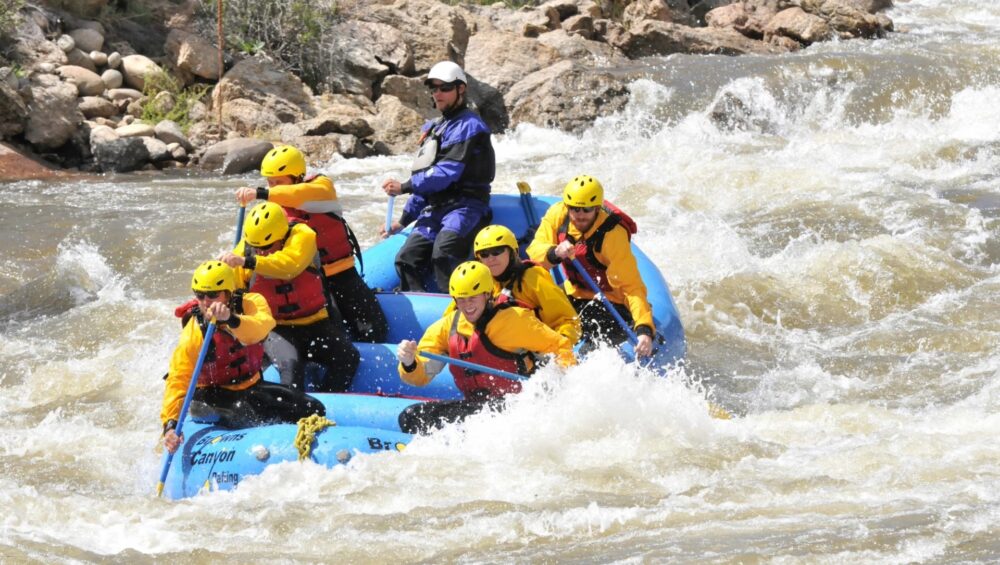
294, 413, 336, 461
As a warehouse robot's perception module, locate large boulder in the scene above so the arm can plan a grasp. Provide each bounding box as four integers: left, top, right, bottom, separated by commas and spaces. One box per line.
91, 137, 149, 172
25, 74, 84, 150
68, 28, 104, 53
165, 29, 221, 82
199, 138, 274, 174
78, 96, 116, 119
464, 30, 563, 94
505, 61, 629, 133
612, 19, 780, 57
154, 120, 193, 152
11, 15, 69, 70
466, 75, 509, 134
799, 0, 887, 38
764, 7, 833, 44
212, 57, 316, 132
351, 0, 471, 72
0, 80, 28, 139
318, 21, 413, 97
370, 94, 428, 155
57, 65, 105, 96
120, 54, 163, 91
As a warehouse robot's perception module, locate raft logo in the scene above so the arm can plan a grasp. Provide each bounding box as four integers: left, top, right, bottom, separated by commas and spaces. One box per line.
367, 437, 406, 451
191, 449, 237, 466
194, 432, 246, 447
210, 471, 240, 486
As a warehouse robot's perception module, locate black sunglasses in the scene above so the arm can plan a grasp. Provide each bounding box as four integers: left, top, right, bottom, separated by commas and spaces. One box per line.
568, 206, 596, 213
428, 82, 457, 93
194, 290, 222, 299
476, 247, 506, 259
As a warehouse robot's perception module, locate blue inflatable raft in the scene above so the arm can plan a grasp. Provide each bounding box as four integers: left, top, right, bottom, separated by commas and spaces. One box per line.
159, 193, 685, 499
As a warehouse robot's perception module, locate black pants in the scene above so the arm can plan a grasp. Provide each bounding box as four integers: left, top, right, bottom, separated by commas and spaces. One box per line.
325, 268, 388, 342
190, 380, 325, 429
569, 296, 635, 353
264, 318, 360, 392
398, 394, 505, 435
395, 229, 476, 292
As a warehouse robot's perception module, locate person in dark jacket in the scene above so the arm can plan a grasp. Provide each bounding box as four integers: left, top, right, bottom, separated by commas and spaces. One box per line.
381, 61, 496, 292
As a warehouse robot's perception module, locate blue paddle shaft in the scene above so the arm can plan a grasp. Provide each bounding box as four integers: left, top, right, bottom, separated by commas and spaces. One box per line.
418, 350, 529, 382
157, 321, 217, 494
569, 258, 638, 345
385, 195, 396, 234
234, 206, 246, 247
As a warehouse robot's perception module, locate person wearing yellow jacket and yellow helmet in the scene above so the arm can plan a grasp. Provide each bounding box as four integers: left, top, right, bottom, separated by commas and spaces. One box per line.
235, 145, 388, 342
526, 175, 655, 357
459, 224, 581, 343
219, 202, 360, 392
395, 261, 576, 434
161, 261, 324, 454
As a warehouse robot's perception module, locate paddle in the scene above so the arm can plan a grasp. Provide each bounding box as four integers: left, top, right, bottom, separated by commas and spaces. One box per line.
418, 350, 529, 382
234, 205, 246, 246
385, 195, 396, 235
569, 258, 639, 345
516, 181, 539, 228
156, 318, 217, 497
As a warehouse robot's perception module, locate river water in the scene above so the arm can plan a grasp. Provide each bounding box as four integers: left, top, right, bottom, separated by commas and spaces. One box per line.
2, 0, 999, 562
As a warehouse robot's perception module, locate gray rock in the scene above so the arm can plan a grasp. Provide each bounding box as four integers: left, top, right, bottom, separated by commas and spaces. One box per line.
66, 48, 98, 73
57, 35, 76, 53
140, 136, 171, 162
106, 87, 142, 101
89, 50, 108, 66
100, 69, 123, 90
78, 96, 116, 119
200, 138, 274, 174
92, 137, 149, 172
0, 80, 28, 139
154, 120, 193, 152
165, 29, 222, 81
26, 75, 84, 149
107, 52, 122, 69
69, 28, 104, 53
115, 123, 155, 138
120, 54, 162, 91
57, 65, 105, 96
166, 142, 188, 160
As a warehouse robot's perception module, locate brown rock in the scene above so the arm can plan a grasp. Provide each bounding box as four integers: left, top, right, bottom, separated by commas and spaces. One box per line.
464, 30, 563, 94
505, 61, 629, 133
764, 7, 833, 44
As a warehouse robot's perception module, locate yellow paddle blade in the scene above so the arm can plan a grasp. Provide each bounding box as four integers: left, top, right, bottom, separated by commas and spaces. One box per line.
155, 482, 164, 497
516, 181, 532, 194
708, 402, 733, 420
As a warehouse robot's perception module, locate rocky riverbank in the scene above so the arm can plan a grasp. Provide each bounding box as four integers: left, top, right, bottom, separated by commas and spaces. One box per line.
0, 0, 894, 180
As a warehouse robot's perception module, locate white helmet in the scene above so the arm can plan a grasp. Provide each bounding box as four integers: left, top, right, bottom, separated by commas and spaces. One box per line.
424, 61, 467, 86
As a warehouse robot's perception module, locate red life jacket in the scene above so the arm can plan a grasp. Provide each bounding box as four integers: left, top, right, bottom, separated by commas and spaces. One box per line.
446, 303, 535, 399
176, 300, 264, 387
557, 201, 637, 294
248, 224, 328, 321
283, 175, 363, 274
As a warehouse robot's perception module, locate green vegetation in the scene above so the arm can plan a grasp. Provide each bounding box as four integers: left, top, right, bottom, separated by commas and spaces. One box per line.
196, 0, 337, 91
139, 69, 212, 132
0, 0, 23, 38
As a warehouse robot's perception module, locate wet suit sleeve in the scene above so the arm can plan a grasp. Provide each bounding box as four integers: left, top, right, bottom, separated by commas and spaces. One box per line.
488, 307, 577, 368
521, 266, 582, 344
527, 203, 566, 269
160, 319, 203, 425
228, 292, 276, 345
265, 175, 339, 210
249, 224, 318, 279
600, 228, 655, 335
398, 314, 451, 386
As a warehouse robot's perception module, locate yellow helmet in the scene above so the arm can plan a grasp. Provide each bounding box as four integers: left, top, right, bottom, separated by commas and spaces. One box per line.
563, 175, 604, 208
191, 260, 236, 293
244, 202, 289, 247
448, 261, 494, 299
473, 225, 517, 254
260, 145, 306, 178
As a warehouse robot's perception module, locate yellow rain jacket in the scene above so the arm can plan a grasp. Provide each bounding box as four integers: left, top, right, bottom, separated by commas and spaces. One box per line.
233, 222, 329, 326
527, 203, 655, 334
160, 292, 275, 426
399, 305, 577, 387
